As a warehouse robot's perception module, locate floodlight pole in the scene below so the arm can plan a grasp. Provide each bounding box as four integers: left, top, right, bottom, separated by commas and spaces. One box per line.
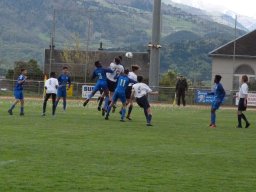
149, 0, 161, 91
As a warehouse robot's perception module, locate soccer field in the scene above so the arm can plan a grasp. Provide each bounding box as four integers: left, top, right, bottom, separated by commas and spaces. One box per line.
0, 99, 256, 192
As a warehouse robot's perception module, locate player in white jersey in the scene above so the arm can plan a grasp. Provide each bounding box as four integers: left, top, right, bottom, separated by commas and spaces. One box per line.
131, 76, 158, 126
236, 75, 250, 128
98, 56, 124, 116
42, 72, 59, 116
125, 65, 140, 120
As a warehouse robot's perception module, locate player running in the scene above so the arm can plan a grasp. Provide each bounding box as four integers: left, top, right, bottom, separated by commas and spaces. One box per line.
55, 66, 71, 112
8, 68, 27, 116
42, 72, 59, 116
131, 76, 158, 126
105, 69, 136, 121
83, 61, 113, 110
207, 75, 226, 128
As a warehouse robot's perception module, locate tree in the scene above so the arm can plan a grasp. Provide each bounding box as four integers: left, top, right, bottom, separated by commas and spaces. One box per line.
6, 59, 43, 80
160, 70, 178, 87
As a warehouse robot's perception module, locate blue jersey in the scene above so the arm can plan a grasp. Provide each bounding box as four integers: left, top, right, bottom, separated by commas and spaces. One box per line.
213, 83, 226, 102
92, 67, 113, 82
58, 74, 71, 90
115, 75, 136, 93
14, 74, 26, 91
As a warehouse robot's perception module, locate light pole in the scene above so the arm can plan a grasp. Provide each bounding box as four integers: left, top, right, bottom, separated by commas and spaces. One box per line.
149, 0, 161, 90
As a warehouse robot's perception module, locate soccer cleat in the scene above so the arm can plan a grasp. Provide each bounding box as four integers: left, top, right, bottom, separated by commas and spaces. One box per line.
209, 123, 212, 127
236, 125, 242, 128
210, 124, 216, 128
8, 109, 13, 115
105, 115, 109, 120
41, 113, 46, 116
83, 100, 89, 107
147, 123, 153, 126
97, 106, 101, 111
20, 112, 24, 116
126, 116, 132, 121
245, 123, 250, 128
120, 119, 125, 122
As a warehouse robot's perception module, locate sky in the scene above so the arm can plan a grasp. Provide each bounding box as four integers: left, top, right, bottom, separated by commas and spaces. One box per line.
163, 0, 256, 19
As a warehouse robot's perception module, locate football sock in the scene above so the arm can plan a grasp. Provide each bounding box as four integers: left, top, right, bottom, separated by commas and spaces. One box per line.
121, 108, 126, 120
107, 106, 112, 115
103, 96, 109, 110
238, 114, 242, 126
128, 105, 133, 116
43, 101, 47, 113
10, 104, 15, 111
241, 113, 249, 124
99, 97, 104, 108
63, 100, 66, 110
211, 112, 216, 125
147, 114, 152, 124
20, 107, 24, 114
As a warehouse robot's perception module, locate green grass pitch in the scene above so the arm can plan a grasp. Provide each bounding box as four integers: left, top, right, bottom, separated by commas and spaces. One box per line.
0, 99, 256, 191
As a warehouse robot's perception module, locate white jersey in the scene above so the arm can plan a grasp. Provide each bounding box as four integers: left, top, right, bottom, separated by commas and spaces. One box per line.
45, 77, 59, 94
132, 83, 152, 98
239, 83, 248, 98
106, 62, 124, 82
128, 72, 137, 86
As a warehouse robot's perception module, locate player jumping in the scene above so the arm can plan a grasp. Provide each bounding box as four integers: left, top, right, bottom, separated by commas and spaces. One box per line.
105, 69, 136, 121
83, 61, 113, 110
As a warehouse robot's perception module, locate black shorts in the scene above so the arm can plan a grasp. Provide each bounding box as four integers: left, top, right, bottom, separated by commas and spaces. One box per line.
107, 79, 117, 92
238, 98, 247, 111
136, 95, 150, 109
125, 86, 132, 99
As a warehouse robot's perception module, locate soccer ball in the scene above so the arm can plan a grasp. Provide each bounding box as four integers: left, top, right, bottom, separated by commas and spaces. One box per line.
125, 52, 133, 59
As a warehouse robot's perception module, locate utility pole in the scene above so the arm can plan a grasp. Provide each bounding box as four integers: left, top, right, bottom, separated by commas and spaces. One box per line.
49, 9, 56, 76
149, 0, 161, 91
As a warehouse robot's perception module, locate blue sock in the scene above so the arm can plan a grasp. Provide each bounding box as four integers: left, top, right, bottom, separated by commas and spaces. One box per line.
121, 108, 126, 120
10, 104, 15, 111
103, 96, 109, 110
63, 100, 66, 110
147, 114, 152, 124
20, 107, 24, 113
211, 112, 216, 124
107, 106, 112, 116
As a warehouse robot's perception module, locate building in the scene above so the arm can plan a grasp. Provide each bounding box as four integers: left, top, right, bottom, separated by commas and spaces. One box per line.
209, 29, 256, 91
44, 49, 150, 82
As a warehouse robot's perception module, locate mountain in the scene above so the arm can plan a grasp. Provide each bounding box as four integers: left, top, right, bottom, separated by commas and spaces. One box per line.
0, 0, 247, 81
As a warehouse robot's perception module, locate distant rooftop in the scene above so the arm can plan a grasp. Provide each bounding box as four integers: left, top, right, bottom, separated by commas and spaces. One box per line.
209, 29, 256, 58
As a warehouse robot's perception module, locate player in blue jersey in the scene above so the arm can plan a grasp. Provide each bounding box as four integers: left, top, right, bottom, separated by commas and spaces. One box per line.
55, 66, 71, 112
8, 68, 27, 116
105, 69, 136, 121
83, 61, 113, 111
207, 75, 226, 128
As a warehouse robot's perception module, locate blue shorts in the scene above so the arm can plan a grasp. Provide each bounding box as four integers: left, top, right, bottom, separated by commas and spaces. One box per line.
211, 100, 221, 110
57, 88, 67, 97
112, 91, 126, 104
14, 90, 24, 100
93, 81, 108, 92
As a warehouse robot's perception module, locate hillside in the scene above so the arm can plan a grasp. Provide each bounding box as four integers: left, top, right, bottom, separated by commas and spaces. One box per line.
0, 0, 246, 81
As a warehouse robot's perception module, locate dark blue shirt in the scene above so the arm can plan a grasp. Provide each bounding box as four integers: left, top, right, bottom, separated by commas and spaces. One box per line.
92, 67, 113, 82
211, 83, 226, 102
58, 74, 71, 90
14, 74, 26, 91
